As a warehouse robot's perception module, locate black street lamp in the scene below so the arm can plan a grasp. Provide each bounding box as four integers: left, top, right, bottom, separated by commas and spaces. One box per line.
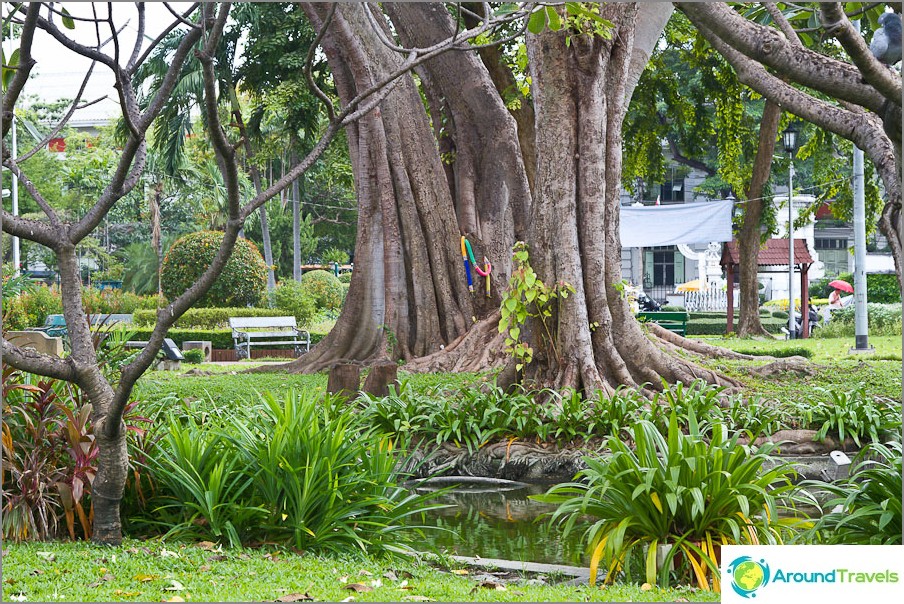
783, 123, 799, 337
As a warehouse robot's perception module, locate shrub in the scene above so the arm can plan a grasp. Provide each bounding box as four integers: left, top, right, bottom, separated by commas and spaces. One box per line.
536, 413, 796, 590
139, 390, 438, 552
301, 269, 344, 311
338, 271, 352, 284
4, 284, 63, 330
686, 317, 786, 335
809, 385, 901, 446
132, 307, 286, 329
271, 281, 317, 327
797, 441, 902, 545
182, 349, 204, 364
81, 288, 159, 314
812, 272, 900, 304
812, 303, 902, 337
321, 247, 350, 264
161, 231, 268, 307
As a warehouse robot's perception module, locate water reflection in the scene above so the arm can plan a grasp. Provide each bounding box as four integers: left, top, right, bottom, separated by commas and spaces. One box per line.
401, 482, 590, 566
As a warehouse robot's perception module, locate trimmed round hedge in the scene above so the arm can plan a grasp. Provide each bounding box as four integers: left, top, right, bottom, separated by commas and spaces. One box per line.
161, 231, 268, 308
302, 269, 344, 311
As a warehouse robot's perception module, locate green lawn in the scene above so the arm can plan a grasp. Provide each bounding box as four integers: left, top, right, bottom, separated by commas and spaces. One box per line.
695, 335, 902, 363
2, 540, 719, 603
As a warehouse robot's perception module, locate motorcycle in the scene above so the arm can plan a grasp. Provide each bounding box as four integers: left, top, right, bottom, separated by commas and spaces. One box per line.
637, 291, 662, 312
782, 304, 820, 338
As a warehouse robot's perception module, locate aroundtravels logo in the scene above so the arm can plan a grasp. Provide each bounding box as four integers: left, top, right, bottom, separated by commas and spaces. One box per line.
727, 556, 771, 598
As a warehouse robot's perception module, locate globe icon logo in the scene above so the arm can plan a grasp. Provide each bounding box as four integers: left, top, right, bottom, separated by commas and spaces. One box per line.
727, 556, 771, 598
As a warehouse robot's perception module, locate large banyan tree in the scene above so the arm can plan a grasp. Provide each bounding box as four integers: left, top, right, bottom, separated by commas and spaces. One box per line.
281, 2, 736, 392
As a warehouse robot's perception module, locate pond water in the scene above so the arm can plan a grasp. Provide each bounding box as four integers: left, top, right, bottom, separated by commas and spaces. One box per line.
400, 480, 591, 566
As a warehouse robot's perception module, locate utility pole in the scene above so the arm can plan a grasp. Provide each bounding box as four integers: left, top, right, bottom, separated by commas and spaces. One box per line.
850, 16, 873, 354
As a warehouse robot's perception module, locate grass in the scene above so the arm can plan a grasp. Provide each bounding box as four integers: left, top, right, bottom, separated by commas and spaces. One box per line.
694, 335, 902, 363
1, 540, 720, 602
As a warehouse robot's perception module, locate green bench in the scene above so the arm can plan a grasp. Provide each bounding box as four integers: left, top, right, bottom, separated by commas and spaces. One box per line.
636, 311, 689, 336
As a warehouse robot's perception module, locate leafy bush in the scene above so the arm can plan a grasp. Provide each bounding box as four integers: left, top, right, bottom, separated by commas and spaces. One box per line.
730, 346, 812, 359
2, 284, 62, 330
301, 270, 344, 312
1, 367, 149, 542
161, 231, 268, 307
338, 271, 352, 284
536, 413, 796, 590
808, 386, 901, 446
80, 288, 160, 314
321, 247, 350, 264
812, 303, 902, 337
132, 307, 286, 329
811, 272, 900, 304
271, 281, 317, 327
182, 349, 204, 364
797, 441, 902, 545
139, 390, 439, 552
686, 317, 786, 335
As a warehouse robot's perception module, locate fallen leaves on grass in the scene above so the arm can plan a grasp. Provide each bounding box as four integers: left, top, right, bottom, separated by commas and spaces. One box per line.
275, 593, 314, 602
343, 583, 373, 593
197, 541, 217, 551
134, 574, 158, 582
36, 552, 56, 562
450, 569, 468, 576
402, 596, 434, 602
164, 580, 185, 591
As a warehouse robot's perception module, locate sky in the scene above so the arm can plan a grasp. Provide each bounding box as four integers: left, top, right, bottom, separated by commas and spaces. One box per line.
6, 2, 196, 125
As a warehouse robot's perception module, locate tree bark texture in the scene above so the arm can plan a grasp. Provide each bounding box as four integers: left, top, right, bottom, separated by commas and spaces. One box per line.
737, 101, 782, 337
283, 3, 473, 372
385, 2, 533, 307
521, 5, 737, 394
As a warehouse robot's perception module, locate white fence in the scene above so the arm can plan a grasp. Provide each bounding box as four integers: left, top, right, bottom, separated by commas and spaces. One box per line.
684, 288, 730, 311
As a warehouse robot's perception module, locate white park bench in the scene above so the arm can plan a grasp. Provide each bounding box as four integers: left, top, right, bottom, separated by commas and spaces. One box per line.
228, 316, 310, 360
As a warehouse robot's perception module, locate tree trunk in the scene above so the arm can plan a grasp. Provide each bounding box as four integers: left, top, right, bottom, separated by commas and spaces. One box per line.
276, 3, 473, 373
519, 5, 736, 394
385, 2, 533, 305
292, 149, 302, 282
737, 100, 782, 337
259, 203, 276, 292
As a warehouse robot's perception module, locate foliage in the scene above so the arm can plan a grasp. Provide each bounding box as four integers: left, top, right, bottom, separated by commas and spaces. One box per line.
321, 247, 350, 264
796, 441, 902, 545
810, 272, 900, 303
123, 327, 328, 351
271, 280, 318, 327
80, 288, 161, 315
812, 303, 902, 338
2, 284, 61, 331
499, 242, 575, 371
182, 349, 204, 364
161, 231, 268, 308
138, 390, 440, 553
729, 346, 812, 359
1, 368, 149, 542
301, 269, 345, 312
686, 317, 786, 336
338, 271, 352, 284
536, 413, 796, 591
132, 307, 287, 329
809, 386, 901, 446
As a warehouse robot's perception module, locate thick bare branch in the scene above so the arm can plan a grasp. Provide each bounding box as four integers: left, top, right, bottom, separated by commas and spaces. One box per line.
763, 2, 802, 46
1, 210, 59, 248
819, 3, 902, 105
2, 3, 39, 138
690, 16, 901, 208
680, 2, 888, 114
126, 2, 145, 70
0, 338, 77, 382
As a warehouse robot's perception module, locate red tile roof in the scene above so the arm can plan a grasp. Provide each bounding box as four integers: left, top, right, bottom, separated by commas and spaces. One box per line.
721, 239, 814, 267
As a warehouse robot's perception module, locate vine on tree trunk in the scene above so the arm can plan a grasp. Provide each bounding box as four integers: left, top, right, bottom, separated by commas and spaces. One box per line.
498, 242, 575, 371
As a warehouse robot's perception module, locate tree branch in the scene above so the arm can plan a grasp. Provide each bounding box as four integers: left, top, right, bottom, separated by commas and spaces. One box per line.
1, 3, 39, 138
0, 338, 77, 382
130, 3, 201, 74
680, 2, 888, 114
690, 16, 901, 211
126, 2, 145, 71
819, 3, 902, 105
2, 160, 63, 227
763, 2, 802, 46
1, 210, 60, 249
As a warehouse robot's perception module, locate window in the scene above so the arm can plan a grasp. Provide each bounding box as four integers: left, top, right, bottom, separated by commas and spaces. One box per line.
644, 246, 685, 286
660, 179, 685, 203
815, 238, 848, 276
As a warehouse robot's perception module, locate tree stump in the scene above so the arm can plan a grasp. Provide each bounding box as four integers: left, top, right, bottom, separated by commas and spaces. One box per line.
327, 363, 361, 400
362, 362, 398, 398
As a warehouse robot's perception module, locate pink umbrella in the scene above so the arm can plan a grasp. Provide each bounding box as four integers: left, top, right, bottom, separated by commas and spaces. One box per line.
828, 279, 853, 293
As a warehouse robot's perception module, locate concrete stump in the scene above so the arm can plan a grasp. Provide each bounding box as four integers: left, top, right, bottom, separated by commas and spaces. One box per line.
183, 340, 212, 362
362, 361, 398, 398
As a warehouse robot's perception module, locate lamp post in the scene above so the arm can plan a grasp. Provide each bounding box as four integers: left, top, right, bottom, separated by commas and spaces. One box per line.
782, 123, 798, 338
